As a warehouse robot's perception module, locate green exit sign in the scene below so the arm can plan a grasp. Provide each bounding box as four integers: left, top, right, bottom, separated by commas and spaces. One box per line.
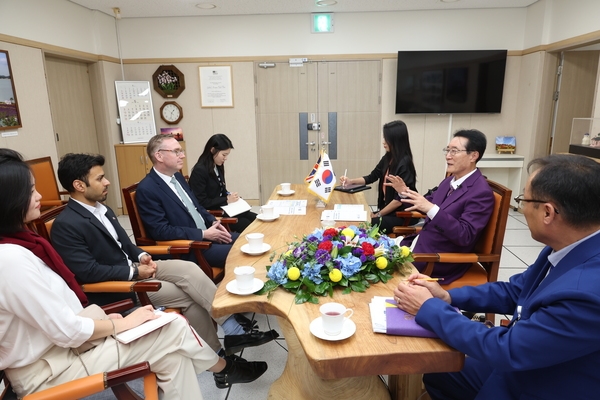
311, 13, 334, 33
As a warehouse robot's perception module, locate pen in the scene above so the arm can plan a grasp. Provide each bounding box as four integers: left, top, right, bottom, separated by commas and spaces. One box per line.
343, 169, 347, 188
402, 278, 444, 282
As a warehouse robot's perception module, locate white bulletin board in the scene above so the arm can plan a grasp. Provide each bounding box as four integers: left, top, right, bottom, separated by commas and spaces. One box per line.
115, 81, 156, 143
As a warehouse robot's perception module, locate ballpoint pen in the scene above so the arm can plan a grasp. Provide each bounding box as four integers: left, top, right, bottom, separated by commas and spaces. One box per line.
343, 169, 347, 188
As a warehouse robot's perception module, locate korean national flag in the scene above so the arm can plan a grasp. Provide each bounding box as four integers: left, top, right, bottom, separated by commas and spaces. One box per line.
307, 151, 336, 202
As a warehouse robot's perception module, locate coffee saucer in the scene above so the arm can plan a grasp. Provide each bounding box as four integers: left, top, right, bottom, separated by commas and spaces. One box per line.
256, 213, 280, 222
277, 190, 295, 196
309, 317, 356, 341
241, 243, 271, 255
226, 278, 264, 295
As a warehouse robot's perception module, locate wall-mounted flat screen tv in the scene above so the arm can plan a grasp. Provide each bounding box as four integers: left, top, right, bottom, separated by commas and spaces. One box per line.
395, 50, 507, 114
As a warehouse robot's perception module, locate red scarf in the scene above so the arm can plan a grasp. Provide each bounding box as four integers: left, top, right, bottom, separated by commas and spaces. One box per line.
0, 230, 89, 306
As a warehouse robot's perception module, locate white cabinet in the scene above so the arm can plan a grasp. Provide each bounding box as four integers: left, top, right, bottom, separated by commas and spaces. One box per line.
478, 154, 524, 208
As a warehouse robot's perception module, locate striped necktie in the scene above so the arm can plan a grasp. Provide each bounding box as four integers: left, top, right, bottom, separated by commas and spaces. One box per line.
171, 176, 207, 230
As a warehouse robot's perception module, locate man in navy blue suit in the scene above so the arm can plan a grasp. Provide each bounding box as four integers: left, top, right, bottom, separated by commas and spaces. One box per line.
394, 154, 600, 399
136, 134, 238, 269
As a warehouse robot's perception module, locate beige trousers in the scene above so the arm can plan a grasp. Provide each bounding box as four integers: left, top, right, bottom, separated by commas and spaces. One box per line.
6, 316, 220, 400
148, 259, 229, 352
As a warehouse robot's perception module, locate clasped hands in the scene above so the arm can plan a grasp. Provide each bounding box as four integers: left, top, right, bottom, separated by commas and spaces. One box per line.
393, 273, 451, 315
204, 220, 233, 244
384, 175, 435, 214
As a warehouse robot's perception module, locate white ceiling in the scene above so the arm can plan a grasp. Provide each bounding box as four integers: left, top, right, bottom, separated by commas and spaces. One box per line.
68, 0, 539, 19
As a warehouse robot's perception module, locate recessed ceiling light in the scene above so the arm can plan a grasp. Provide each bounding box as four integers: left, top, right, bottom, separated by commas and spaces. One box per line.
196, 3, 217, 9
316, 0, 338, 6
440, 0, 460, 3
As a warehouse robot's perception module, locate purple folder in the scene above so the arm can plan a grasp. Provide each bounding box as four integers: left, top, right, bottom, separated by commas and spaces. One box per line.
384, 299, 438, 338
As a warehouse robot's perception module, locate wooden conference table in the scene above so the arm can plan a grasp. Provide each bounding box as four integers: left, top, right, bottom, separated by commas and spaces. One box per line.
212, 184, 464, 400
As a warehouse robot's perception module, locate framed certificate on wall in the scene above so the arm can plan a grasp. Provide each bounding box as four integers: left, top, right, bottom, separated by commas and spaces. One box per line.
115, 81, 156, 143
199, 65, 234, 108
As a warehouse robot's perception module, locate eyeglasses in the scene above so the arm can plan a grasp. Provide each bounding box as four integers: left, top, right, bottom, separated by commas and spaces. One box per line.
158, 148, 185, 156
442, 148, 469, 157
514, 194, 559, 214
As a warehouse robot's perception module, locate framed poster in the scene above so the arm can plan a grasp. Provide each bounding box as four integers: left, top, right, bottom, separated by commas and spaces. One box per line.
0, 50, 22, 130
199, 65, 233, 108
115, 81, 156, 143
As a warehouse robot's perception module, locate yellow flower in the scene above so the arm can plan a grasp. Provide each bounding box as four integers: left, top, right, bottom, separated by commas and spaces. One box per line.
375, 257, 388, 269
287, 267, 301, 281
400, 246, 411, 257
329, 269, 343, 282
341, 228, 355, 240
284, 249, 293, 257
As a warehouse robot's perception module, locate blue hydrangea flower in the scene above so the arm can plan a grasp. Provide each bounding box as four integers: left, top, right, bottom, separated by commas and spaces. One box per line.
339, 254, 362, 277
267, 261, 288, 285
302, 262, 323, 284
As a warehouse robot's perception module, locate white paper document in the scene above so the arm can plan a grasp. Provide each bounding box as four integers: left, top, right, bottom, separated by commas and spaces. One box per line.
116, 311, 178, 344
221, 198, 252, 217
369, 296, 393, 333
267, 199, 308, 215
321, 204, 367, 222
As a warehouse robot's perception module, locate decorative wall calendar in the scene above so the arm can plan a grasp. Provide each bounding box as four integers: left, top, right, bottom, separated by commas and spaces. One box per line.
115, 81, 156, 143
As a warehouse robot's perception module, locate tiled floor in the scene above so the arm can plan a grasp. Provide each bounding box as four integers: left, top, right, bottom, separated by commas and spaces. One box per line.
80, 208, 540, 399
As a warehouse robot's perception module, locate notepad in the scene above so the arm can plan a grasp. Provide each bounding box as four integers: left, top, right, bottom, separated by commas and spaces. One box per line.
321, 204, 368, 222
221, 198, 252, 217
116, 311, 179, 344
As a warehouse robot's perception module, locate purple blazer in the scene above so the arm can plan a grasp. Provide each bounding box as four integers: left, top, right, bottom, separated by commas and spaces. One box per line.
401, 169, 494, 283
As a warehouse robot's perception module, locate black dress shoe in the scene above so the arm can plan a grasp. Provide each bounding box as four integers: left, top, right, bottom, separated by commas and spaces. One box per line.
224, 329, 279, 355
233, 313, 258, 332
213, 360, 268, 389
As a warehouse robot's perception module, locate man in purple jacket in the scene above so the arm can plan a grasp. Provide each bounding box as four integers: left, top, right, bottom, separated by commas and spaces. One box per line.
386, 129, 494, 283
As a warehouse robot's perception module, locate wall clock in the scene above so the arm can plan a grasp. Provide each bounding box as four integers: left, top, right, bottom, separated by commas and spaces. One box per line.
159, 101, 183, 124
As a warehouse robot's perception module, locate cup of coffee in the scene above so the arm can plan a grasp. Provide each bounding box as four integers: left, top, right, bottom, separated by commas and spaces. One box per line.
319, 302, 353, 336
245, 232, 264, 252
280, 182, 291, 193
234, 266, 255, 291
261, 204, 275, 218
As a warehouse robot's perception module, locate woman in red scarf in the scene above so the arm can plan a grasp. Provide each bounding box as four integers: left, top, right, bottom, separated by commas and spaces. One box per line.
0, 149, 265, 398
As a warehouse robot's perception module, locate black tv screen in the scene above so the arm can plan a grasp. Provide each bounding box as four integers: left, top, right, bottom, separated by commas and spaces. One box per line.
395, 50, 507, 114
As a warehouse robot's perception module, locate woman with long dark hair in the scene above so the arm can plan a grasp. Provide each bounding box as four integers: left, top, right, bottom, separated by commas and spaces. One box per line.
340, 120, 417, 233
0, 149, 265, 398
189, 134, 256, 232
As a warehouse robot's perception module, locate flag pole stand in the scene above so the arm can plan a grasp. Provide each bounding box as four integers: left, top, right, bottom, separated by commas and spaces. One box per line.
316, 199, 326, 208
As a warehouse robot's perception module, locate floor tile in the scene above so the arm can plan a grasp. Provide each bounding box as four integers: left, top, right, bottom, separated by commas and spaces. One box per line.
506, 246, 545, 266
499, 247, 527, 269
505, 215, 528, 230
502, 229, 543, 247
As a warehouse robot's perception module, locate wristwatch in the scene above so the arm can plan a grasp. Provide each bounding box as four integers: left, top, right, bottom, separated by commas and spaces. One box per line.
132, 265, 139, 280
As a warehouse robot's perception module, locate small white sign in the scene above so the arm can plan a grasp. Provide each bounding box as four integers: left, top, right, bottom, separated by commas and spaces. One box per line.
1, 130, 18, 137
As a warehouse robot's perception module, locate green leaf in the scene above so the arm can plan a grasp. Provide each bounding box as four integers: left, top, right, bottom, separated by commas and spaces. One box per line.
342, 287, 352, 294
283, 281, 301, 289
351, 281, 367, 292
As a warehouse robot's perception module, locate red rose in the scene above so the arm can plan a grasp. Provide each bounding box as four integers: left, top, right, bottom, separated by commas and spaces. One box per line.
318, 241, 333, 251
361, 242, 375, 256
323, 228, 338, 237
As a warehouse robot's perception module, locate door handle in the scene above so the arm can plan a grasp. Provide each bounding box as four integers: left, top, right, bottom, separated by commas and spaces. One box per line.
306, 142, 316, 146
321, 141, 331, 145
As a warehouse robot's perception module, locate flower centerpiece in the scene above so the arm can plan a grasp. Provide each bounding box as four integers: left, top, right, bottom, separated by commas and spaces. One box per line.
258, 224, 413, 304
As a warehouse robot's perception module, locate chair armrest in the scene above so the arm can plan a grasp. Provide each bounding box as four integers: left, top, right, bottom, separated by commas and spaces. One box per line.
392, 226, 422, 236
101, 299, 135, 314
219, 217, 238, 225
412, 253, 501, 276
139, 245, 191, 255
208, 209, 224, 217
23, 362, 153, 400
156, 240, 211, 250
81, 281, 162, 293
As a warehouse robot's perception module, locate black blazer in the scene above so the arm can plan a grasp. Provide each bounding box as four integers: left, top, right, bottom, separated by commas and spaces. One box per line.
51, 199, 143, 305
362, 155, 417, 211
189, 162, 227, 210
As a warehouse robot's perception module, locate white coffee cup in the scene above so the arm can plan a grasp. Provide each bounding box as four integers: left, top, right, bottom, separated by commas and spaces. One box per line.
261, 204, 274, 217
321, 219, 336, 228
320, 302, 353, 336
245, 232, 264, 252
234, 266, 255, 291
280, 182, 291, 193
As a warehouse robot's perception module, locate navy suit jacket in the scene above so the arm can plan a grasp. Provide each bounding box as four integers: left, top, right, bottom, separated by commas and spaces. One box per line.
417, 232, 600, 399
136, 169, 216, 242
51, 199, 141, 305
401, 169, 494, 282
